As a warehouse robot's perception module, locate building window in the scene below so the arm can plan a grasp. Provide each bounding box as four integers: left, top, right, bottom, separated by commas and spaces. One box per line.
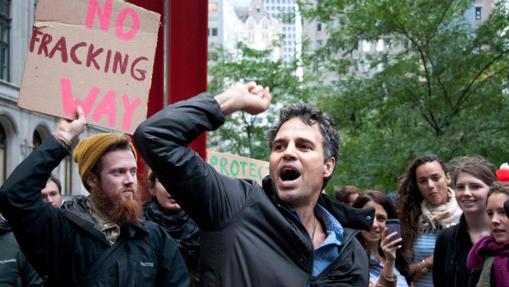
376, 39, 384, 52
317, 22, 322, 32
33, 130, 42, 148
362, 40, 371, 52
0, 124, 5, 186
0, 0, 10, 81
208, 27, 218, 37
475, 7, 482, 20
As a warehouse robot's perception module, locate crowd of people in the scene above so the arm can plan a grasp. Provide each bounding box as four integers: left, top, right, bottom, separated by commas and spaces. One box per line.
0, 82, 508, 286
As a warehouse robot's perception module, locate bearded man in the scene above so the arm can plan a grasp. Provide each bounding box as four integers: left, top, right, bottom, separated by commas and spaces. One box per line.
0, 107, 190, 286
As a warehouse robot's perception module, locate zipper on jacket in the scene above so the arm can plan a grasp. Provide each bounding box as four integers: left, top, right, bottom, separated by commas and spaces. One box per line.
309, 229, 360, 284
276, 203, 315, 267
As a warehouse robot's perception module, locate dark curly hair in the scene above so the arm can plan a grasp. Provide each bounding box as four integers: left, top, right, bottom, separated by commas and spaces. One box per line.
395, 154, 448, 259
266, 103, 340, 189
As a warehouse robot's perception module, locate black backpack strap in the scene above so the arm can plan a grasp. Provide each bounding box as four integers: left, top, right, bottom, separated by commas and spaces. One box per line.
80, 240, 125, 287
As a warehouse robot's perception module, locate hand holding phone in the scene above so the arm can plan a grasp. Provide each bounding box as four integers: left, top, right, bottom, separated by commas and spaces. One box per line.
381, 218, 403, 262
385, 219, 401, 240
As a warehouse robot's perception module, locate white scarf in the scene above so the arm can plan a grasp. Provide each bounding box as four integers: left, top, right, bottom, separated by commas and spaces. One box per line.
419, 188, 462, 232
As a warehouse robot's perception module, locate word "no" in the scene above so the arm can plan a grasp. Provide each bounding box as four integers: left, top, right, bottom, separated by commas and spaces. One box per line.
86, 0, 139, 41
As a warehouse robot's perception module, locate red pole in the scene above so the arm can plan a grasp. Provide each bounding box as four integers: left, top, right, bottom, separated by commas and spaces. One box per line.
168, 0, 208, 159
126, 0, 208, 199
127, 0, 208, 157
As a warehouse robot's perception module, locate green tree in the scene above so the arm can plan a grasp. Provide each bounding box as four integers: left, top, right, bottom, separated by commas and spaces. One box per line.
300, 0, 509, 192
208, 42, 313, 160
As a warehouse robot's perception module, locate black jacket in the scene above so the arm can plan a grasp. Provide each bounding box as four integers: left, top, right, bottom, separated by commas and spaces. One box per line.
433, 215, 473, 287
144, 198, 200, 283
0, 136, 190, 287
134, 93, 375, 287
0, 219, 43, 287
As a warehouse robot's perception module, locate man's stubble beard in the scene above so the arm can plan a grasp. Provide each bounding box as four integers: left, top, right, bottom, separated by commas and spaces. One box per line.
90, 187, 143, 226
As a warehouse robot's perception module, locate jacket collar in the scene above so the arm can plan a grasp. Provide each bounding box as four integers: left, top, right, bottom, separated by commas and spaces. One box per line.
451, 214, 469, 263
262, 176, 374, 231
61, 195, 149, 244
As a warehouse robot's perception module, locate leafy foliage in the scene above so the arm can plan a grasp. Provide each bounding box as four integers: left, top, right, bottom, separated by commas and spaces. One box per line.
300, 0, 509, 193
207, 42, 314, 159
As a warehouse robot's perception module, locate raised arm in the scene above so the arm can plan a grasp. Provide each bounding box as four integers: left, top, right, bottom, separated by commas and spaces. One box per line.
0, 107, 86, 274
134, 83, 270, 229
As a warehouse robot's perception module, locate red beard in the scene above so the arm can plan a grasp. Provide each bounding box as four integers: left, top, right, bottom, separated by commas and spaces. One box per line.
90, 188, 143, 226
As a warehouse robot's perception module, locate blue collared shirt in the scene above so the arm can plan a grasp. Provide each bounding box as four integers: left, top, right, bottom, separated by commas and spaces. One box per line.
312, 204, 344, 277
288, 204, 344, 277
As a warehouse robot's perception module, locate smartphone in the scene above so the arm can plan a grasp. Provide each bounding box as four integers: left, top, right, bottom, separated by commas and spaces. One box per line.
385, 219, 401, 240
504, 199, 509, 217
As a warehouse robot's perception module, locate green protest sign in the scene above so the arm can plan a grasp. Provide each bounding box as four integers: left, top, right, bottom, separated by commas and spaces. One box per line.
207, 150, 269, 184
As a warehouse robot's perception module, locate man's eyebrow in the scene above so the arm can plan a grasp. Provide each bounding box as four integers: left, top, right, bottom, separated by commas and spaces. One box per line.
295, 137, 315, 145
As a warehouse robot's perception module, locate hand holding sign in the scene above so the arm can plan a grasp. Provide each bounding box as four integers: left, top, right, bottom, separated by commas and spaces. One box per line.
18, 0, 160, 134
54, 106, 87, 148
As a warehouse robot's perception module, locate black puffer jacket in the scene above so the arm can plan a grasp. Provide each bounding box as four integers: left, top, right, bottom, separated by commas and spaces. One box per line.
134, 93, 375, 287
0, 219, 43, 286
0, 136, 190, 287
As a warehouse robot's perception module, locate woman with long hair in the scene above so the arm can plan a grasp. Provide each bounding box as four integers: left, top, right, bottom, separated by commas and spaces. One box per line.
433, 156, 496, 286
353, 191, 408, 287
396, 154, 462, 287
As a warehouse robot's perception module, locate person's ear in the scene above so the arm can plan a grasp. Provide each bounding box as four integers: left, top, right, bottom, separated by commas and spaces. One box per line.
86, 173, 98, 190
323, 157, 336, 178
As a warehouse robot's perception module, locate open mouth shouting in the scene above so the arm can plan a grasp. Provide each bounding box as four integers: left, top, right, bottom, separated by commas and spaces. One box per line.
277, 165, 302, 190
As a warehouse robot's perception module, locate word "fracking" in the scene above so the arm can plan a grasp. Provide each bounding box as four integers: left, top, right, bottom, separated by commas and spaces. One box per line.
29, 30, 148, 82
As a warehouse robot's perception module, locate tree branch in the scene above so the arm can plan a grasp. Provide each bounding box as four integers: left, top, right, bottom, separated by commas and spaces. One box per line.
423, 0, 457, 49
452, 48, 509, 115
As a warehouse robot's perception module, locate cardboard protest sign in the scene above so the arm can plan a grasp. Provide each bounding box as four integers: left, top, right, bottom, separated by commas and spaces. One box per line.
207, 150, 270, 184
18, 0, 160, 134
